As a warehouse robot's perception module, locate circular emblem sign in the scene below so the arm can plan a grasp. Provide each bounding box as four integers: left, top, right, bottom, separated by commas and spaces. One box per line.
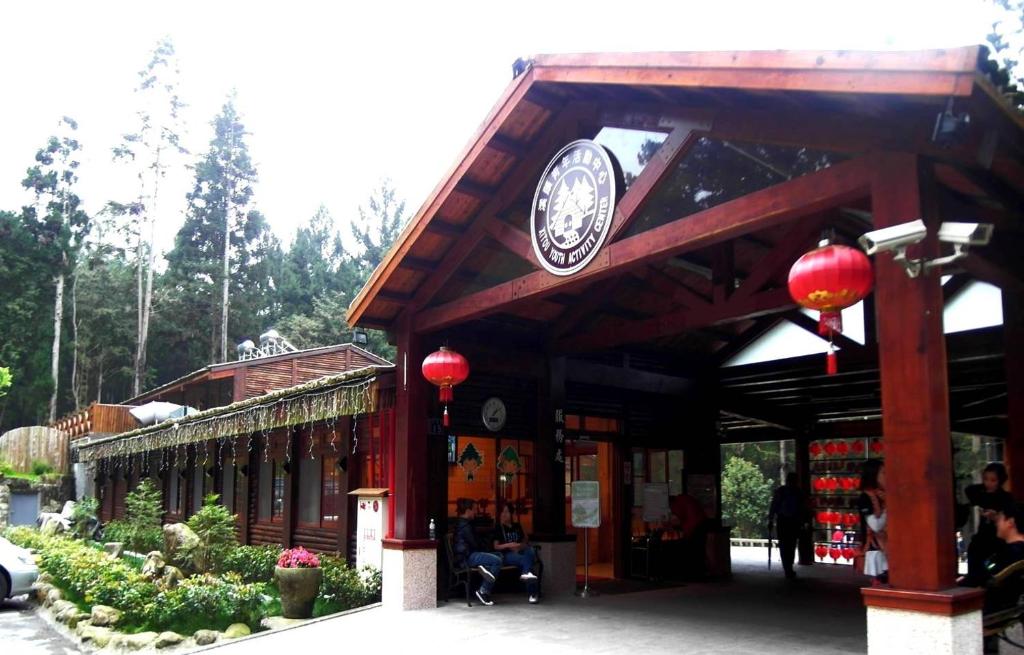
531, 139, 617, 276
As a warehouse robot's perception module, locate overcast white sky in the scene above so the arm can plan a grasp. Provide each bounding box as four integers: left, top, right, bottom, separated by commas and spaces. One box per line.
0, 0, 1013, 255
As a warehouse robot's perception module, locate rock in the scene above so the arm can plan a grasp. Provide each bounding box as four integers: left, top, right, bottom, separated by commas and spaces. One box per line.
154, 631, 185, 649
51, 599, 77, 622
161, 565, 184, 589
141, 551, 165, 579
260, 616, 308, 631
45, 587, 62, 607
67, 612, 91, 629
34, 582, 53, 603
90, 604, 122, 627
121, 631, 159, 650
37, 572, 54, 584
163, 523, 199, 567
223, 623, 251, 639
193, 629, 219, 645
75, 620, 92, 635
78, 624, 112, 648
103, 542, 124, 558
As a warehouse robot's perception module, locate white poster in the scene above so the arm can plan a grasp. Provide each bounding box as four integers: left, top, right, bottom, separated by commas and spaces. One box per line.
643, 482, 670, 522
571, 480, 600, 528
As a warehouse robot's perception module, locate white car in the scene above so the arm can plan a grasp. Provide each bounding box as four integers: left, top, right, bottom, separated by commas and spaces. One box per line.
0, 537, 39, 600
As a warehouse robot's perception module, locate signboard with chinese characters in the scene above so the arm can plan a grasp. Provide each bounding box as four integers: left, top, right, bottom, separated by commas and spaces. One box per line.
348, 488, 388, 571
642, 483, 670, 522
531, 140, 619, 276
571, 480, 600, 528
554, 408, 565, 464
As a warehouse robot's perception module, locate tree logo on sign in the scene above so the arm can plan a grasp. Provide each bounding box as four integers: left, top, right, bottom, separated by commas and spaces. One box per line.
530, 140, 618, 276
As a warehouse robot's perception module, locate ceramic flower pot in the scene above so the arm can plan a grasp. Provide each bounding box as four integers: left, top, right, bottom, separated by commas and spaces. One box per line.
275, 566, 322, 619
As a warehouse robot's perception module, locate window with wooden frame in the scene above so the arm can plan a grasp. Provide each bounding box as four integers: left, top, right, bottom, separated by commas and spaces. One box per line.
257, 431, 287, 523
296, 424, 346, 529
357, 411, 392, 490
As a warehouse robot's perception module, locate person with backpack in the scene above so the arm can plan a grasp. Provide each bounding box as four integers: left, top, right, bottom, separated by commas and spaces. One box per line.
769, 472, 807, 580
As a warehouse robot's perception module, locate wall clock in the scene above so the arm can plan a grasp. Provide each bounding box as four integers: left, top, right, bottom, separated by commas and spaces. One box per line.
482, 397, 507, 432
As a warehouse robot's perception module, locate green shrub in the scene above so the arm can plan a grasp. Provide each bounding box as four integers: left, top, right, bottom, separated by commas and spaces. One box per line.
3, 525, 51, 550
222, 545, 279, 583
70, 496, 100, 540
31, 459, 55, 476
182, 494, 237, 573
145, 573, 267, 634
116, 479, 165, 553
0, 458, 13, 477
316, 556, 381, 615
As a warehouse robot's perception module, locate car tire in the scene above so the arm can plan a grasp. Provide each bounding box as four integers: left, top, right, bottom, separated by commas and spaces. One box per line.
0, 568, 9, 601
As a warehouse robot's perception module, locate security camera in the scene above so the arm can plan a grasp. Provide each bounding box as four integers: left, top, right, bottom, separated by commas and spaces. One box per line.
937, 222, 993, 247
857, 220, 927, 256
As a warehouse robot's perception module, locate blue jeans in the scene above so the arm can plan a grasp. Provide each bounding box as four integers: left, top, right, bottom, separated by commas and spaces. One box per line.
502, 548, 539, 595
468, 552, 502, 594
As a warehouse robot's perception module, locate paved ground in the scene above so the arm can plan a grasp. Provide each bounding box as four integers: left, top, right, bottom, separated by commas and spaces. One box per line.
209, 547, 868, 655
0, 596, 80, 655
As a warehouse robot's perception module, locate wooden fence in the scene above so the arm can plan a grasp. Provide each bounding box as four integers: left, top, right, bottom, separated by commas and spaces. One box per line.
0, 426, 69, 474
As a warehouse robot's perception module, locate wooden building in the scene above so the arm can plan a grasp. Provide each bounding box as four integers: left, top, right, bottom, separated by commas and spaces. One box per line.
345, 48, 1023, 652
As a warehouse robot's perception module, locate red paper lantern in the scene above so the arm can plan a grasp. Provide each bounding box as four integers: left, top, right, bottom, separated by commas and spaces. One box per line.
815, 544, 828, 559
844, 513, 859, 527
842, 547, 855, 561
870, 439, 884, 454
836, 441, 849, 456
825, 477, 839, 491
809, 442, 823, 458
829, 546, 842, 560
817, 511, 829, 524
421, 347, 470, 426
788, 242, 874, 374
832, 529, 844, 542
824, 441, 838, 456
851, 440, 865, 455
813, 478, 826, 491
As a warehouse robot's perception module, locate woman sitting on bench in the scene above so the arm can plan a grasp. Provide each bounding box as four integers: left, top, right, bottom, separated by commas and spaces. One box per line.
493, 503, 539, 604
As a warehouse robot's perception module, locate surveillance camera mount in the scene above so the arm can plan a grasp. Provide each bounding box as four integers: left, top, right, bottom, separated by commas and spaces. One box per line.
890, 243, 969, 278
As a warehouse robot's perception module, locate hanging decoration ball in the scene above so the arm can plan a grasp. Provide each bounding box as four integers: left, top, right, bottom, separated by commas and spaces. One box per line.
813, 477, 827, 492
815, 544, 828, 559
844, 513, 859, 527
824, 441, 838, 456
842, 547, 856, 561
836, 441, 849, 456
421, 346, 470, 427
817, 511, 830, 524
809, 442, 823, 458
870, 439, 885, 454
829, 546, 842, 561
851, 439, 865, 455
788, 242, 874, 375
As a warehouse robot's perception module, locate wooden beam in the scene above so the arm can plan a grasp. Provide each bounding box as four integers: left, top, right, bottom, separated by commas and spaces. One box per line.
713, 315, 784, 365
728, 217, 826, 303
487, 134, 531, 159
425, 220, 465, 239
376, 290, 412, 304
711, 242, 735, 306
607, 121, 705, 241
556, 287, 795, 353
786, 310, 863, 351
564, 360, 692, 395
639, 266, 711, 309
962, 253, 1024, 295
483, 219, 538, 267
398, 256, 436, 273
414, 155, 875, 333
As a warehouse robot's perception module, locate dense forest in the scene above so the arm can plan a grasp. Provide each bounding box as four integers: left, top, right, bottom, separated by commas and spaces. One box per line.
0, 39, 405, 431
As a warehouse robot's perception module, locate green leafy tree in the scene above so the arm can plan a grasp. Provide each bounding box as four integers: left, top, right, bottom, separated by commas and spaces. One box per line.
183, 493, 237, 573
21, 116, 91, 421
112, 37, 188, 396
721, 457, 772, 539
985, 1, 1024, 109
350, 180, 406, 279
0, 367, 11, 398
120, 478, 165, 553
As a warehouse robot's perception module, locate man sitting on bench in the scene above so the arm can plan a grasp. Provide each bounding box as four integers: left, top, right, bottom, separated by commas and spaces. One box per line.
961, 500, 1024, 609
453, 497, 502, 606
493, 503, 540, 604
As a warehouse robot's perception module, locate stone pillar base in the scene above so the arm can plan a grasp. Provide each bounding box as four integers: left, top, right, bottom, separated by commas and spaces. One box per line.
533, 537, 577, 596
863, 587, 985, 655
382, 539, 437, 611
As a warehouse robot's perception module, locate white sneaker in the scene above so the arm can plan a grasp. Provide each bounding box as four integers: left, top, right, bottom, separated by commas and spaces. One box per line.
528, 594, 539, 604
477, 565, 496, 583
475, 590, 495, 606
520, 572, 538, 581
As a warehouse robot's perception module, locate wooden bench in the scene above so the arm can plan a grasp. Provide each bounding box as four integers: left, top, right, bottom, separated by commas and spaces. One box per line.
982, 560, 1024, 651
443, 533, 543, 606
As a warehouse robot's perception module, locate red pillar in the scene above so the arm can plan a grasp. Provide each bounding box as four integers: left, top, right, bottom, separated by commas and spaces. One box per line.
1004, 292, 1024, 493
392, 311, 430, 541
871, 153, 955, 591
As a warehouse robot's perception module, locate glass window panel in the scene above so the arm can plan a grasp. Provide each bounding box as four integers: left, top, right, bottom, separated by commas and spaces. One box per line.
298, 456, 320, 525
258, 459, 272, 521
322, 456, 341, 525
192, 463, 204, 513
650, 451, 667, 484
169, 467, 180, 514
222, 462, 235, 513
668, 450, 684, 496
271, 461, 285, 521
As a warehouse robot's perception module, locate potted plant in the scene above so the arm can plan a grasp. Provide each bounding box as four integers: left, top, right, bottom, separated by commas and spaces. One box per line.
274, 547, 322, 619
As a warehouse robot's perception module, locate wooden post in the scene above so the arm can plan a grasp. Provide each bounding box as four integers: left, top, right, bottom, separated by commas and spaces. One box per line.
871, 154, 955, 591
1004, 291, 1024, 492
282, 427, 300, 549
392, 311, 429, 540
237, 437, 251, 545
534, 356, 567, 536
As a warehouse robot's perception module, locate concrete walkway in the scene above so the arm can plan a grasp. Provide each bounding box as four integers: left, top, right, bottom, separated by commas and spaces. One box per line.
0, 597, 80, 655
208, 548, 867, 654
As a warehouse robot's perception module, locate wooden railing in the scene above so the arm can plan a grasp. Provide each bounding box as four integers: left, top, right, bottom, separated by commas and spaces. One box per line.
51, 403, 138, 440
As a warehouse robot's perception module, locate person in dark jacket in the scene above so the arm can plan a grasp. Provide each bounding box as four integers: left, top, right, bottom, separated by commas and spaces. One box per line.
965, 463, 1014, 581
769, 472, 807, 579
453, 497, 502, 606
493, 503, 539, 603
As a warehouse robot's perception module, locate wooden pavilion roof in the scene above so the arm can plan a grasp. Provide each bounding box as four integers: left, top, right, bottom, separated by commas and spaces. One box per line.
347, 46, 1024, 344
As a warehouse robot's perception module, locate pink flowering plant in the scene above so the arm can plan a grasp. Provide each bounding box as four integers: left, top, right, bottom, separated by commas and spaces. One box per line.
277, 546, 321, 569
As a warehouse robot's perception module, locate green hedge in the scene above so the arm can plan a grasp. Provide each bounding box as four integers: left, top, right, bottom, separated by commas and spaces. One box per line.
318, 555, 381, 616
222, 545, 280, 583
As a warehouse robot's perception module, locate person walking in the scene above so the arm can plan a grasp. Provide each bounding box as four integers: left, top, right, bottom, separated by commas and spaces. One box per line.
769, 472, 806, 579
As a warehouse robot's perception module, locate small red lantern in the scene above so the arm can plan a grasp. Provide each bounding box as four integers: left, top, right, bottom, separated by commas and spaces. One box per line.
817, 511, 829, 524
870, 439, 884, 455
824, 441, 837, 456
836, 441, 849, 456
844, 513, 859, 527
813, 477, 826, 491
842, 547, 855, 561
815, 544, 828, 559
809, 442, 823, 458
421, 346, 470, 427
825, 477, 839, 491
829, 546, 842, 560
788, 242, 874, 374
851, 439, 865, 455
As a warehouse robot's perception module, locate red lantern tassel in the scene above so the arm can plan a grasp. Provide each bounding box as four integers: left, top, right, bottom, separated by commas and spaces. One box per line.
819, 310, 842, 336
826, 346, 838, 375
443, 406, 450, 427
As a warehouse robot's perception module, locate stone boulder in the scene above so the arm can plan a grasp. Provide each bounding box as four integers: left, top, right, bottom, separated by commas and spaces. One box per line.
161, 565, 184, 589
163, 523, 199, 566
37, 572, 54, 584
111, 631, 159, 651
51, 599, 77, 622
34, 582, 54, 604
90, 604, 122, 627
45, 587, 62, 607
78, 624, 113, 648
103, 542, 124, 559
224, 623, 251, 639
67, 612, 91, 629
261, 616, 308, 631
141, 551, 166, 578
193, 629, 220, 646
154, 631, 185, 649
